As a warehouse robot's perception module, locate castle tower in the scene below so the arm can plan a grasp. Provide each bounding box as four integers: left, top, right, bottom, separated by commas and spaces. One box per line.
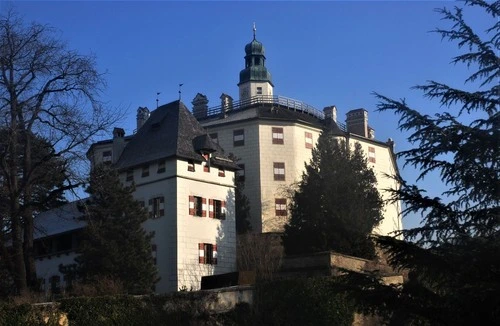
238, 23, 274, 102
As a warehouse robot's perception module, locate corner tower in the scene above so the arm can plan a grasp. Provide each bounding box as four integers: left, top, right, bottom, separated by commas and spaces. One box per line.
238, 24, 274, 102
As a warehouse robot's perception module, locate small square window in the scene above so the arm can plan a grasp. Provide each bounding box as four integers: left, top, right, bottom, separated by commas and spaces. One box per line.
256, 86, 263, 95
218, 167, 225, 177
102, 150, 112, 163
149, 196, 165, 219
199, 243, 217, 265
272, 127, 284, 145
305, 132, 313, 149
233, 129, 245, 147
237, 164, 245, 182
157, 160, 166, 173
275, 198, 287, 217
188, 160, 195, 172
209, 199, 226, 220
142, 165, 150, 178
368, 146, 376, 163
209, 133, 218, 144
189, 196, 205, 217
126, 170, 134, 182
273, 162, 285, 181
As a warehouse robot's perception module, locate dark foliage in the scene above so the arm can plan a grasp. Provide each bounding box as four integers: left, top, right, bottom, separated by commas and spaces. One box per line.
347, 1, 500, 324
283, 132, 384, 259
73, 165, 158, 295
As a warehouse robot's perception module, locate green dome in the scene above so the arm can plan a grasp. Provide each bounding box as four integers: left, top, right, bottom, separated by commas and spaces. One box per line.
245, 39, 265, 56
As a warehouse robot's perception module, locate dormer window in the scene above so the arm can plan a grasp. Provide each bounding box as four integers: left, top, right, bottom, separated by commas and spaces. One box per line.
102, 150, 112, 163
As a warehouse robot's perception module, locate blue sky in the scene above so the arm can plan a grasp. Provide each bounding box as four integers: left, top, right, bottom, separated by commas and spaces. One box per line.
6, 1, 493, 229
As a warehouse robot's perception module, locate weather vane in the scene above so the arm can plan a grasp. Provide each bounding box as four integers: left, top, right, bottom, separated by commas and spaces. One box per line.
178, 83, 183, 101
253, 22, 256, 39
156, 92, 161, 109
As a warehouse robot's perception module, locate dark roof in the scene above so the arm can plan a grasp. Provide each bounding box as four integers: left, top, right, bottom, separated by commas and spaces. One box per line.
115, 100, 238, 170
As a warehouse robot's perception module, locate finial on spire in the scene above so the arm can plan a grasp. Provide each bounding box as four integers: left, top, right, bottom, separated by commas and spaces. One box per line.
253, 22, 256, 40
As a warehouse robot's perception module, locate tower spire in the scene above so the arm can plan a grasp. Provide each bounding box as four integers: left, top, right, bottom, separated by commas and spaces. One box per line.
253, 22, 256, 40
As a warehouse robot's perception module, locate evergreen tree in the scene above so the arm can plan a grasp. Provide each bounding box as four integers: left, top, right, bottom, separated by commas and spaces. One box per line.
75, 165, 158, 294
348, 1, 500, 324
283, 131, 384, 259
228, 154, 252, 234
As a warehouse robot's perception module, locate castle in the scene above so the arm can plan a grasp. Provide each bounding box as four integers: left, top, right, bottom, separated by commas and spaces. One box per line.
33, 27, 401, 295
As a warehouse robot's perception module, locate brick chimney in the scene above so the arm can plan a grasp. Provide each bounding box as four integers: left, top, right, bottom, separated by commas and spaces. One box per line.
112, 127, 125, 164
192, 93, 209, 119
136, 107, 150, 131
220, 93, 233, 117
346, 109, 368, 138
323, 105, 337, 123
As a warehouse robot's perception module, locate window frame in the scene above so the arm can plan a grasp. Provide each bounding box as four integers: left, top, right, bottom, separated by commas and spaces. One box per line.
199, 243, 217, 265
237, 164, 245, 182
272, 127, 284, 145
273, 162, 285, 181
305, 132, 313, 149
141, 165, 150, 178
126, 169, 134, 182
368, 146, 376, 163
149, 196, 165, 219
157, 160, 166, 173
233, 129, 245, 147
275, 198, 287, 217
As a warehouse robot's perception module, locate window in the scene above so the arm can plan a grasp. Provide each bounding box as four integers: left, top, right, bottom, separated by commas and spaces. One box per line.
256, 86, 262, 94
202, 154, 210, 172
272, 127, 284, 144
218, 167, 225, 177
50, 275, 61, 294
157, 160, 166, 173
102, 150, 112, 163
209, 133, 218, 144
126, 169, 134, 182
151, 244, 157, 265
199, 243, 217, 265
237, 164, 245, 182
273, 162, 285, 181
189, 196, 206, 217
209, 199, 226, 219
233, 129, 245, 146
138, 200, 145, 210
188, 160, 195, 172
275, 198, 287, 217
142, 165, 150, 178
305, 132, 313, 149
64, 274, 73, 291
368, 146, 376, 163
148, 196, 165, 218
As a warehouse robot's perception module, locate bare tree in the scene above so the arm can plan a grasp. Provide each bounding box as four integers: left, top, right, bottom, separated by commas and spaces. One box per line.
0, 11, 118, 295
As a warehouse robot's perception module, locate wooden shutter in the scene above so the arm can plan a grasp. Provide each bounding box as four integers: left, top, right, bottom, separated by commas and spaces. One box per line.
148, 199, 153, 218
212, 244, 218, 265
189, 196, 195, 215
159, 197, 165, 217
221, 201, 226, 220
198, 243, 205, 264
202, 198, 207, 217
208, 199, 214, 218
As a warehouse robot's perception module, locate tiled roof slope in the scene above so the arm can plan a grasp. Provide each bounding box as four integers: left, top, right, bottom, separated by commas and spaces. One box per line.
115, 100, 237, 170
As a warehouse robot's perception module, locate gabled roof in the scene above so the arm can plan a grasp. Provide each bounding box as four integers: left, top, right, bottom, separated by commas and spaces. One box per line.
115, 100, 237, 170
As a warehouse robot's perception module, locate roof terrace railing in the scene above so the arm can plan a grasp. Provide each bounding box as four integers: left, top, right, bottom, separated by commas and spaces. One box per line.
204, 95, 326, 120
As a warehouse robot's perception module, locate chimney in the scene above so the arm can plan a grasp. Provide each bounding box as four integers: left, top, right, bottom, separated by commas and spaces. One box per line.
323, 105, 337, 123
192, 93, 209, 119
112, 127, 125, 164
220, 93, 233, 117
346, 109, 368, 138
136, 107, 150, 131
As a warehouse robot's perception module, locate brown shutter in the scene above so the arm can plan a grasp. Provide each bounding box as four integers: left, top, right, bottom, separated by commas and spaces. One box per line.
198, 243, 205, 264
148, 199, 153, 218
213, 244, 218, 265
189, 196, 195, 215
221, 201, 226, 220
159, 197, 165, 217
209, 199, 214, 218
202, 198, 207, 217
